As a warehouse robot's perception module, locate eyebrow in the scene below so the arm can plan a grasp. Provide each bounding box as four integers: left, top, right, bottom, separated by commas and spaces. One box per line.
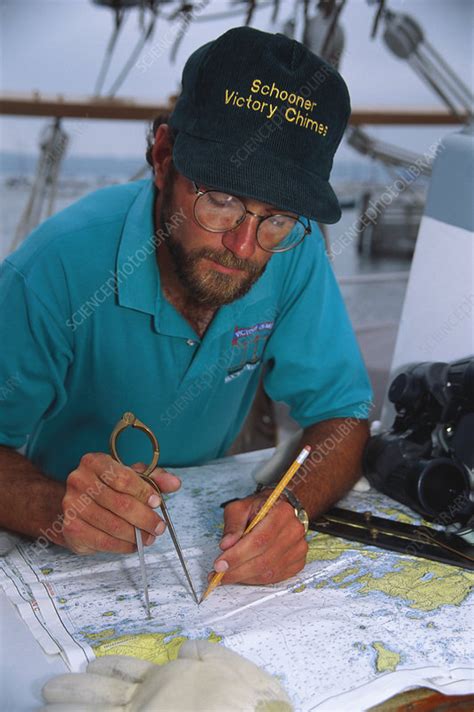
193, 180, 298, 219
209, 187, 296, 217
231, 192, 290, 216
259, 204, 299, 219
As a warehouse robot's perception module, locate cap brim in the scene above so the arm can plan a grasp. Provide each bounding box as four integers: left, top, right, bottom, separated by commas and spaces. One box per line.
172, 132, 342, 224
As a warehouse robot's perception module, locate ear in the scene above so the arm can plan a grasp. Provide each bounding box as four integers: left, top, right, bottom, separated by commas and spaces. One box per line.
151, 124, 174, 191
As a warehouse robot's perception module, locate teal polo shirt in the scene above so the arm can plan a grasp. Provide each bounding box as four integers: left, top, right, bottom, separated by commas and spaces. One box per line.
0, 179, 372, 482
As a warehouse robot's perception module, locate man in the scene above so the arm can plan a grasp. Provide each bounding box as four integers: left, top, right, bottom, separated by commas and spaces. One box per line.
0, 27, 372, 585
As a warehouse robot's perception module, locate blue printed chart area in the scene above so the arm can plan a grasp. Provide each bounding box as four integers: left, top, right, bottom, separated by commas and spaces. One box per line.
1, 450, 473, 711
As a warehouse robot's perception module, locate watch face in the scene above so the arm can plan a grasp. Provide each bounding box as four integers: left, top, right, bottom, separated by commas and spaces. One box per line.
296, 508, 310, 533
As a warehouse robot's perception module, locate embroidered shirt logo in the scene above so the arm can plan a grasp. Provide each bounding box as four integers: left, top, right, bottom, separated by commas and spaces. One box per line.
232, 321, 274, 345
225, 321, 274, 383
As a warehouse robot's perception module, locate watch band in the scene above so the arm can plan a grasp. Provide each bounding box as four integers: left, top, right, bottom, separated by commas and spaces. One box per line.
255, 483, 309, 533
279, 487, 304, 512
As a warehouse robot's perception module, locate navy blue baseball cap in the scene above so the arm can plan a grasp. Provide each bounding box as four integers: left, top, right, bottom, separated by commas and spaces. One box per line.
169, 26, 351, 224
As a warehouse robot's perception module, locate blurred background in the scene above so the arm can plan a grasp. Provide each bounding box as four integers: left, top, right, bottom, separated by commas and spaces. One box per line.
1, 0, 473, 441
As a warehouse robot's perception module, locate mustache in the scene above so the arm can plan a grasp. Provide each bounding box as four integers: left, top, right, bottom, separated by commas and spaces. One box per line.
193, 248, 261, 275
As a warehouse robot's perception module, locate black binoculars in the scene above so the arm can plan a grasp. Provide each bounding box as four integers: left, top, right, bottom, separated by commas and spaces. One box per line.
364, 357, 474, 525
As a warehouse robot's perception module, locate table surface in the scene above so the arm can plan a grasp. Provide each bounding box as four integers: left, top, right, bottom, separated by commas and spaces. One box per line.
0, 589, 67, 710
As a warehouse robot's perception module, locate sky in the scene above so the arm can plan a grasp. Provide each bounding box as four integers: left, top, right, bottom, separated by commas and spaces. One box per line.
0, 0, 473, 160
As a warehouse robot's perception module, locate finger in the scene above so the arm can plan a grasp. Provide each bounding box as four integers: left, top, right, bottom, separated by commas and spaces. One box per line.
216, 501, 297, 571
62, 516, 137, 555
77, 453, 159, 507
130, 463, 162, 508
212, 538, 308, 586
64, 466, 166, 538
221, 550, 308, 586
220, 530, 243, 551
149, 467, 181, 494
130, 462, 148, 473
91, 486, 166, 538
69, 497, 156, 547
219, 498, 254, 550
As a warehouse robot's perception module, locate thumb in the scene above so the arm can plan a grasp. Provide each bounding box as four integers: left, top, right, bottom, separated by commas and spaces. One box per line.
131, 463, 181, 494
149, 467, 181, 494
220, 499, 253, 551
130, 461, 148, 474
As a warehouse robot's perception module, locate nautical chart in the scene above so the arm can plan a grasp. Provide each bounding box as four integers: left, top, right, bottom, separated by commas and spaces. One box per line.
1, 450, 473, 711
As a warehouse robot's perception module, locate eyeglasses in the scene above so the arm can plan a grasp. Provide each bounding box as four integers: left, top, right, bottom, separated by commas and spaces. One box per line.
192, 183, 311, 253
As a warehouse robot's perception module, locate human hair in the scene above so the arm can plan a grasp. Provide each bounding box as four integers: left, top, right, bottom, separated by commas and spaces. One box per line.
145, 114, 177, 172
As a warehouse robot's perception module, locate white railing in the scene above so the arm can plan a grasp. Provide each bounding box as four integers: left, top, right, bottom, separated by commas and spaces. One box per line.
338, 271, 410, 286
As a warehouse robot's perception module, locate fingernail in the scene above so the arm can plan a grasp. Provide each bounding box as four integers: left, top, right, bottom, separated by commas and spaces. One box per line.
154, 521, 166, 536
214, 559, 229, 573
145, 534, 156, 546
148, 494, 161, 508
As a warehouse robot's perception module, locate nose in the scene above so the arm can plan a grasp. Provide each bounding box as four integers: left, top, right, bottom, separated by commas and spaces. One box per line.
221, 214, 259, 259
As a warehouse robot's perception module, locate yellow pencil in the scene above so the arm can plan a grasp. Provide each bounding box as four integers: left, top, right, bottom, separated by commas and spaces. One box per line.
200, 444, 311, 603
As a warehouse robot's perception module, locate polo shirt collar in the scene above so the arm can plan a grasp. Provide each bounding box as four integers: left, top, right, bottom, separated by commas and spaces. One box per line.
116, 179, 159, 317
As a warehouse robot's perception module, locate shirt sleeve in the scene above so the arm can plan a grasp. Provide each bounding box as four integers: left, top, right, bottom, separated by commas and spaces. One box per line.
263, 225, 373, 427
0, 258, 73, 449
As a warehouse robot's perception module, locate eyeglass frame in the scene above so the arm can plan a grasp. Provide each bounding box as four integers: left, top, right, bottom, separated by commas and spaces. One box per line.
191, 182, 312, 253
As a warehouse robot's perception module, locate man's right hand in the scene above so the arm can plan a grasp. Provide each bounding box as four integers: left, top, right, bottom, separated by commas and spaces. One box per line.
61, 453, 181, 555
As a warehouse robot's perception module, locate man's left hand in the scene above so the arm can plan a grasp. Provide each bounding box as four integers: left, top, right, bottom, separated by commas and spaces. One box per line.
211, 495, 308, 585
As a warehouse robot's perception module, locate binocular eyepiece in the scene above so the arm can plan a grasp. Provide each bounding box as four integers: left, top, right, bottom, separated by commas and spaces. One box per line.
388, 358, 474, 416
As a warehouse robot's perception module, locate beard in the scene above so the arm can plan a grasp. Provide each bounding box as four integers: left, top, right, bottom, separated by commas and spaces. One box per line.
159, 174, 268, 308
164, 238, 267, 308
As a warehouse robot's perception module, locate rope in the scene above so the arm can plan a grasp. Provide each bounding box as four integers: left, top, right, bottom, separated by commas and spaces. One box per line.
93, 8, 126, 96
107, 10, 158, 96
11, 119, 69, 252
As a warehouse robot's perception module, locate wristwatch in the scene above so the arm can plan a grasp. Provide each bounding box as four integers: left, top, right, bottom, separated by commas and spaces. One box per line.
255, 484, 310, 533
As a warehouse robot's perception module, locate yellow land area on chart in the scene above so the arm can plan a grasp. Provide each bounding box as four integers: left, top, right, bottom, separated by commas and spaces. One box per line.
305, 533, 474, 610
352, 561, 474, 611
306, 532, 378, 562
372, 641, 401, 673
89, 629, 221, 664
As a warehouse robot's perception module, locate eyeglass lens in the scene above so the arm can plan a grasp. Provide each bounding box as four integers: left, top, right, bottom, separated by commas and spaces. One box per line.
194, 191, 306, 252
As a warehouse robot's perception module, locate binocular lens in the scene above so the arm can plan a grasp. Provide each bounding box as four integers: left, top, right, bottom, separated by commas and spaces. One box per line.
417, 458, 469, 517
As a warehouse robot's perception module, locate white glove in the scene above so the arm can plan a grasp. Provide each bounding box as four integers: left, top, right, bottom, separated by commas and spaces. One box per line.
41, 640, 293, 711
